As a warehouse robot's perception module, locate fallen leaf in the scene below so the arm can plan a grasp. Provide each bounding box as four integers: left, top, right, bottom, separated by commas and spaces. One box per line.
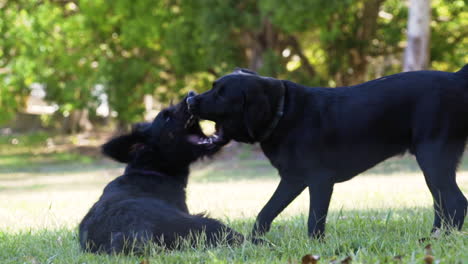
301, 254, 320, 264
393, 255, 403, 263
424, 255, 434, 264
424, 244, 433, 255
341, 256, 352, 264
140, 259, 150, 264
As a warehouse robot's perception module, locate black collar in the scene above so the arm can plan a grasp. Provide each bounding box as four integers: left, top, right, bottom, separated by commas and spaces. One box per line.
257, 81, 286, 142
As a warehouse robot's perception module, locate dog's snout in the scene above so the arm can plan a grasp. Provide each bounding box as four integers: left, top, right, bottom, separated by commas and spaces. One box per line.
186, 91, 202, 114
132, 122, 151, 133
186, 96, 196, 109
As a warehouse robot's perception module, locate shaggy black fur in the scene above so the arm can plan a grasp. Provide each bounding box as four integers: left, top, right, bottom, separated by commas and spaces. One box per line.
187, 65, 468, 239
79, 97, 243, 254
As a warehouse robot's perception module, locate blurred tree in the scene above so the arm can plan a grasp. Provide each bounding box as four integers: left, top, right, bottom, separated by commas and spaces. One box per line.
404, 0, 431, 71
430, 0, 468, 71
0, 0, 100, 132
1, 0, 466, 130
0, 0, 37, 124
32, 1, 99, 133
262, 0, 387, 85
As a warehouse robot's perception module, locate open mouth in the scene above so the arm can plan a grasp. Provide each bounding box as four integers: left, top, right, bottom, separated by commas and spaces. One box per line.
184, 115, 226, 146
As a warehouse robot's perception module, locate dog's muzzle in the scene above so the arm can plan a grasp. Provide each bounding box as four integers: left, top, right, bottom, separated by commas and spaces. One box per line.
186, 91, 197, 112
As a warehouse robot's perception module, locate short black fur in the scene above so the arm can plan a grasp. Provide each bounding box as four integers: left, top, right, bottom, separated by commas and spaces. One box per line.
187, 65, 468, 239
79, 98, 243, 254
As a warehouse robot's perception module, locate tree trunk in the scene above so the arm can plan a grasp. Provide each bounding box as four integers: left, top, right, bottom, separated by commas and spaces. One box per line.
287, 35, 316, 78
63, 109, 93, 134
116, 120, 130, 134
243, 19, 281, 74
404, 0, 431, 71
330, 0, 384, 86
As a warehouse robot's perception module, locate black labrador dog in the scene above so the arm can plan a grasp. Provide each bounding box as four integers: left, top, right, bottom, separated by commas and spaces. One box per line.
79, 96, 242, 254
186, 65, 468, 239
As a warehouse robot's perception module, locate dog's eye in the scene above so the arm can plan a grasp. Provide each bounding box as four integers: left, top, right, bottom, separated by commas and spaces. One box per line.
162, 111, 171, 122
216, 87, 225, 98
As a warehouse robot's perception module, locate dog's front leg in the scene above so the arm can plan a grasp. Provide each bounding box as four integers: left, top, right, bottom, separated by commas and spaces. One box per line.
307, 179, 334, 239
251, 179, 306, 240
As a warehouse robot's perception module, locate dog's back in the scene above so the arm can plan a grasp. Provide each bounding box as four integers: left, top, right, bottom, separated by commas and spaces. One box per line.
288, 65, 468, 180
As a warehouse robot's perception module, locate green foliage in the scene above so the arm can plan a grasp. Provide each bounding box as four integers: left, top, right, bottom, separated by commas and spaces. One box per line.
431, 0, 468, 71
1, 0, 466, 127
0, 1, 36, 123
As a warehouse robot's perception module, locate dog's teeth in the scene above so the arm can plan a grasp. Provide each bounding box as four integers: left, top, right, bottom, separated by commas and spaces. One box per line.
197, 137, 214, 145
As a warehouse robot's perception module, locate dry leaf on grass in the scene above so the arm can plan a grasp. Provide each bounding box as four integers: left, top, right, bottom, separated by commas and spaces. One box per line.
424, 255, 435, 264
330, 256, 352, 264
424, 244, 433, 255
301, 254, 320, 264
340, 256, 352, 264
392, 255, 403, 263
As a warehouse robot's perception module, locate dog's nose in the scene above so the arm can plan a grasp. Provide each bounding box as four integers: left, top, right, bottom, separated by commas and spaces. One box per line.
188, 91, 197, 97
186, 96, 196, 109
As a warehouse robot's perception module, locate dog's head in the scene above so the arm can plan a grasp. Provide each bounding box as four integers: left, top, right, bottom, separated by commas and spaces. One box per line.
102, 93, 228, 165
186, 68, 285, 143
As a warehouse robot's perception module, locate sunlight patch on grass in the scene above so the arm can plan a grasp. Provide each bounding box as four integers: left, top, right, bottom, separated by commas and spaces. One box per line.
1, 171, 466, 232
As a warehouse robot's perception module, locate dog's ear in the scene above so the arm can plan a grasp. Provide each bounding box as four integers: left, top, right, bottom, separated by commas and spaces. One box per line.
242, 77, 282, 142
102, 134, 143, 163
101, 123, 150, 163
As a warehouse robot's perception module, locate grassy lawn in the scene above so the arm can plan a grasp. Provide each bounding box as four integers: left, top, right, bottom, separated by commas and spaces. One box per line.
0, 133, 467, 263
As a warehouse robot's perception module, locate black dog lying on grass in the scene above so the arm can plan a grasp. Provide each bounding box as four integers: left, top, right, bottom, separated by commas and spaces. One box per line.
79, 95, 243, 254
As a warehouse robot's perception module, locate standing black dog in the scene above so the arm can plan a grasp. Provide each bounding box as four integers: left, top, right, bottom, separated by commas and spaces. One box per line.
79, 95, 242, 254
186, 65, 468, 239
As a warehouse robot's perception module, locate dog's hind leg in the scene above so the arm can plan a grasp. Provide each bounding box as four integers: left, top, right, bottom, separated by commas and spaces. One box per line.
108, 231, 152, 255
165, 216, 244, 248
307, 177, 334, 239
201, 220, 244, 246
415, 141, 468, 232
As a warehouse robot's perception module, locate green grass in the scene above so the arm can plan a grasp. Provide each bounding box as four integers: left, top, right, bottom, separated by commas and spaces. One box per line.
1, 211, 466, 263
0, 133, 467, 263
0, 132, 101, 174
